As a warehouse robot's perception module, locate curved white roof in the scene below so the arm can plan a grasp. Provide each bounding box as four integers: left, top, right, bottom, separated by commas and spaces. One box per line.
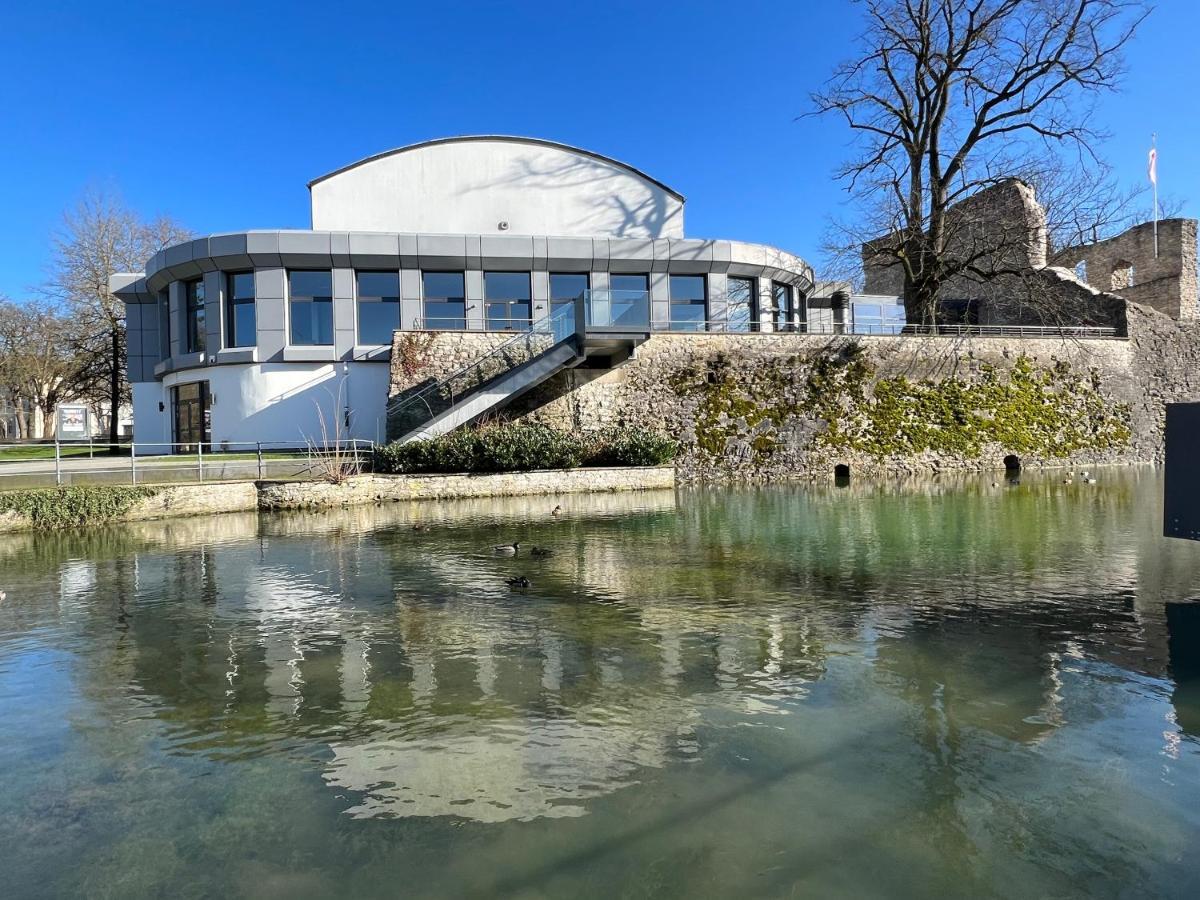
308, 135, 687, 239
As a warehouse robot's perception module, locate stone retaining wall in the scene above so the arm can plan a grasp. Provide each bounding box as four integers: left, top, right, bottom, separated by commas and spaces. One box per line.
386, 301, 1200, 481
0, 467, 675, 531
257, 467, 674, 509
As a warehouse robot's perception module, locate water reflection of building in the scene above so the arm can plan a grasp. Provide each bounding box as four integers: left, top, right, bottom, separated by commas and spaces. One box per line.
100, 497, 829, 822
32, 473, 1200, 825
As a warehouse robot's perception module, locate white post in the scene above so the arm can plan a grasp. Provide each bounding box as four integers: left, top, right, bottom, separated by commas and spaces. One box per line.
1152, 132, 1159, 259
54, 440, 61, 486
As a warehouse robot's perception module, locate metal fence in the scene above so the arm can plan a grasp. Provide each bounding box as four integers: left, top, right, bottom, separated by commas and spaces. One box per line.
0, 440, 376, 489
646, 320, 1120, 338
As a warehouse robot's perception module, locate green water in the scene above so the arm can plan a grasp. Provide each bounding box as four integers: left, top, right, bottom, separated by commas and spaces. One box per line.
2, 470, 1200, 898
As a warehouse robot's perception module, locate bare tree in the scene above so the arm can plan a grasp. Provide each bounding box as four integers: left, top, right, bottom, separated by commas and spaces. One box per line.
812, 0, 1150, 325
0, 299, 92, 439
43, 191, 190, 445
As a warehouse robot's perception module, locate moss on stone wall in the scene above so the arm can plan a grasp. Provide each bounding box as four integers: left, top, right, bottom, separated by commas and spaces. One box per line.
670, 345, 1131, 465
0, 485, 162, 530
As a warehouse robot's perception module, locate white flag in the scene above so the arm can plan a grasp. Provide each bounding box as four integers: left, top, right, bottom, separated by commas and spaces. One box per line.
1149, 147, 1158, 186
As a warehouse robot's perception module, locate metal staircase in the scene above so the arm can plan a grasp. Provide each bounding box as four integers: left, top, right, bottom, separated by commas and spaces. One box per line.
385, 291, 650, 444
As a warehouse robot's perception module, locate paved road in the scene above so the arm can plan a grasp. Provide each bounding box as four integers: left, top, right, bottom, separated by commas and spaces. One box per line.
0, 454, 322, 486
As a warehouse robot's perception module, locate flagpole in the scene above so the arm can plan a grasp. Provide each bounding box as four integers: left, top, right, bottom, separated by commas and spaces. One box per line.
1152, 133, 1159, 258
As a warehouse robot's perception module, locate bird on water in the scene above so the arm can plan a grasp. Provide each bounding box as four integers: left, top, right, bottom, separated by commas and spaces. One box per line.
505, 576, 531, 589
494, 541, 521, 556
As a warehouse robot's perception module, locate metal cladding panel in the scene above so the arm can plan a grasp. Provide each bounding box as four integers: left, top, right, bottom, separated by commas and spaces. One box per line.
278, 231, 333, 267
480, 234, 534, 269
608, 239, 654, 273
397, 233, 419, 267
651, 239, 672, 273
255, 268, 287, 300
208, 233, 248, 258
332, 268, 354, 299
1165, 403, 1200, 541
667, 240, 716, 273
257, 328, 286, 361
349, 232, 402, 269
417, 234, 467, 269
546, 237, 592, 270
162, 241, 194, 268
246, 232, 283, 267
257, 297, 287, 332
330, 232, 351, 267
333, 295, 355, 332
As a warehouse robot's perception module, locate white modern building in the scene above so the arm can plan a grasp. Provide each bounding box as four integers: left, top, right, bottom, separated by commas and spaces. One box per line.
112, 136, 817, 451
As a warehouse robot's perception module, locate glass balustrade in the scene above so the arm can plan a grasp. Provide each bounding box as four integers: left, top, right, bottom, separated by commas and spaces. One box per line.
582, 289, 650, 332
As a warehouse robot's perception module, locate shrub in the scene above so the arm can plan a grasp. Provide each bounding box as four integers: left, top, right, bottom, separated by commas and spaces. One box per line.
0, 485, 161, 530
583, 427, 678, 467
373, 423, 675, 474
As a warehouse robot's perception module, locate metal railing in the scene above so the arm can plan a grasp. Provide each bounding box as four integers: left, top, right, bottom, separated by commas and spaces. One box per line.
0, 439, 376, 488
646, 319, 1120, 338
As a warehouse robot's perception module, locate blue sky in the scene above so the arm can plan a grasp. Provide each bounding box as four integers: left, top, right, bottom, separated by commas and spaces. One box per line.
1, 0, 1196, 299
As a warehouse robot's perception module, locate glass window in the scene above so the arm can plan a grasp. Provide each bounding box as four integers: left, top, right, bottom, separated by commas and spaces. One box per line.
422, 271, 465, 330
225, 272, 256, 348
289, 270, 333, 345
669, 275, 707, 332
550, 273, 588, 325
726, 277, 757, 333
185, 279, 206, 353
610, 273, 649, 295
357, 271, 401, 344
484, 272, 532, 331
773, 281, 794, 332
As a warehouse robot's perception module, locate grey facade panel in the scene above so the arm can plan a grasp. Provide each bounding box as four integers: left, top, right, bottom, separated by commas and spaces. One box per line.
333, 294, 355, 333
282, 345, 337, 363
203, 270, 223, 350
168, 281, 184, 357
348, 232, 401, 269
417, 234, 467, 268
332, 268, 353, 300
335, 328, 357, 358
255, 268, 286, 301
330, 232, 351, 267
480, 234, 534, 268
246, 232, 282, 267
278, 231, 333, 267
547, 237, 593, 270
163, 241, 194, 269
258, 328, 286, 361
257, 296, 286, 332
398, 233, 419, 267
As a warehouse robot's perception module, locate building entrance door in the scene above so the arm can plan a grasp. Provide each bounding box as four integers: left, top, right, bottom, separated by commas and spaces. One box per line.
172, 381, 210, 453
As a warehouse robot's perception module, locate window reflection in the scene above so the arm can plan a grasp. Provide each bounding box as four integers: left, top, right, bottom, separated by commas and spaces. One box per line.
289, 270, 333, 345
422, 272, 466, 330
357, 271, 401, 344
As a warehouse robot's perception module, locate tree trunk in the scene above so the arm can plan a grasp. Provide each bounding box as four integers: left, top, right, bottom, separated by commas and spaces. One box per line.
108, 326, 120, 450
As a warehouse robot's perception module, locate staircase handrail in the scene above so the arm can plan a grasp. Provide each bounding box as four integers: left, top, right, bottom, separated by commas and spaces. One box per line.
385, 304, 577, 424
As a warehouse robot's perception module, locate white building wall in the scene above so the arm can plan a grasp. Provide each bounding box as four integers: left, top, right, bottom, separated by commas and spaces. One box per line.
310, 138, 685, 239
135, 363, 391, 453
